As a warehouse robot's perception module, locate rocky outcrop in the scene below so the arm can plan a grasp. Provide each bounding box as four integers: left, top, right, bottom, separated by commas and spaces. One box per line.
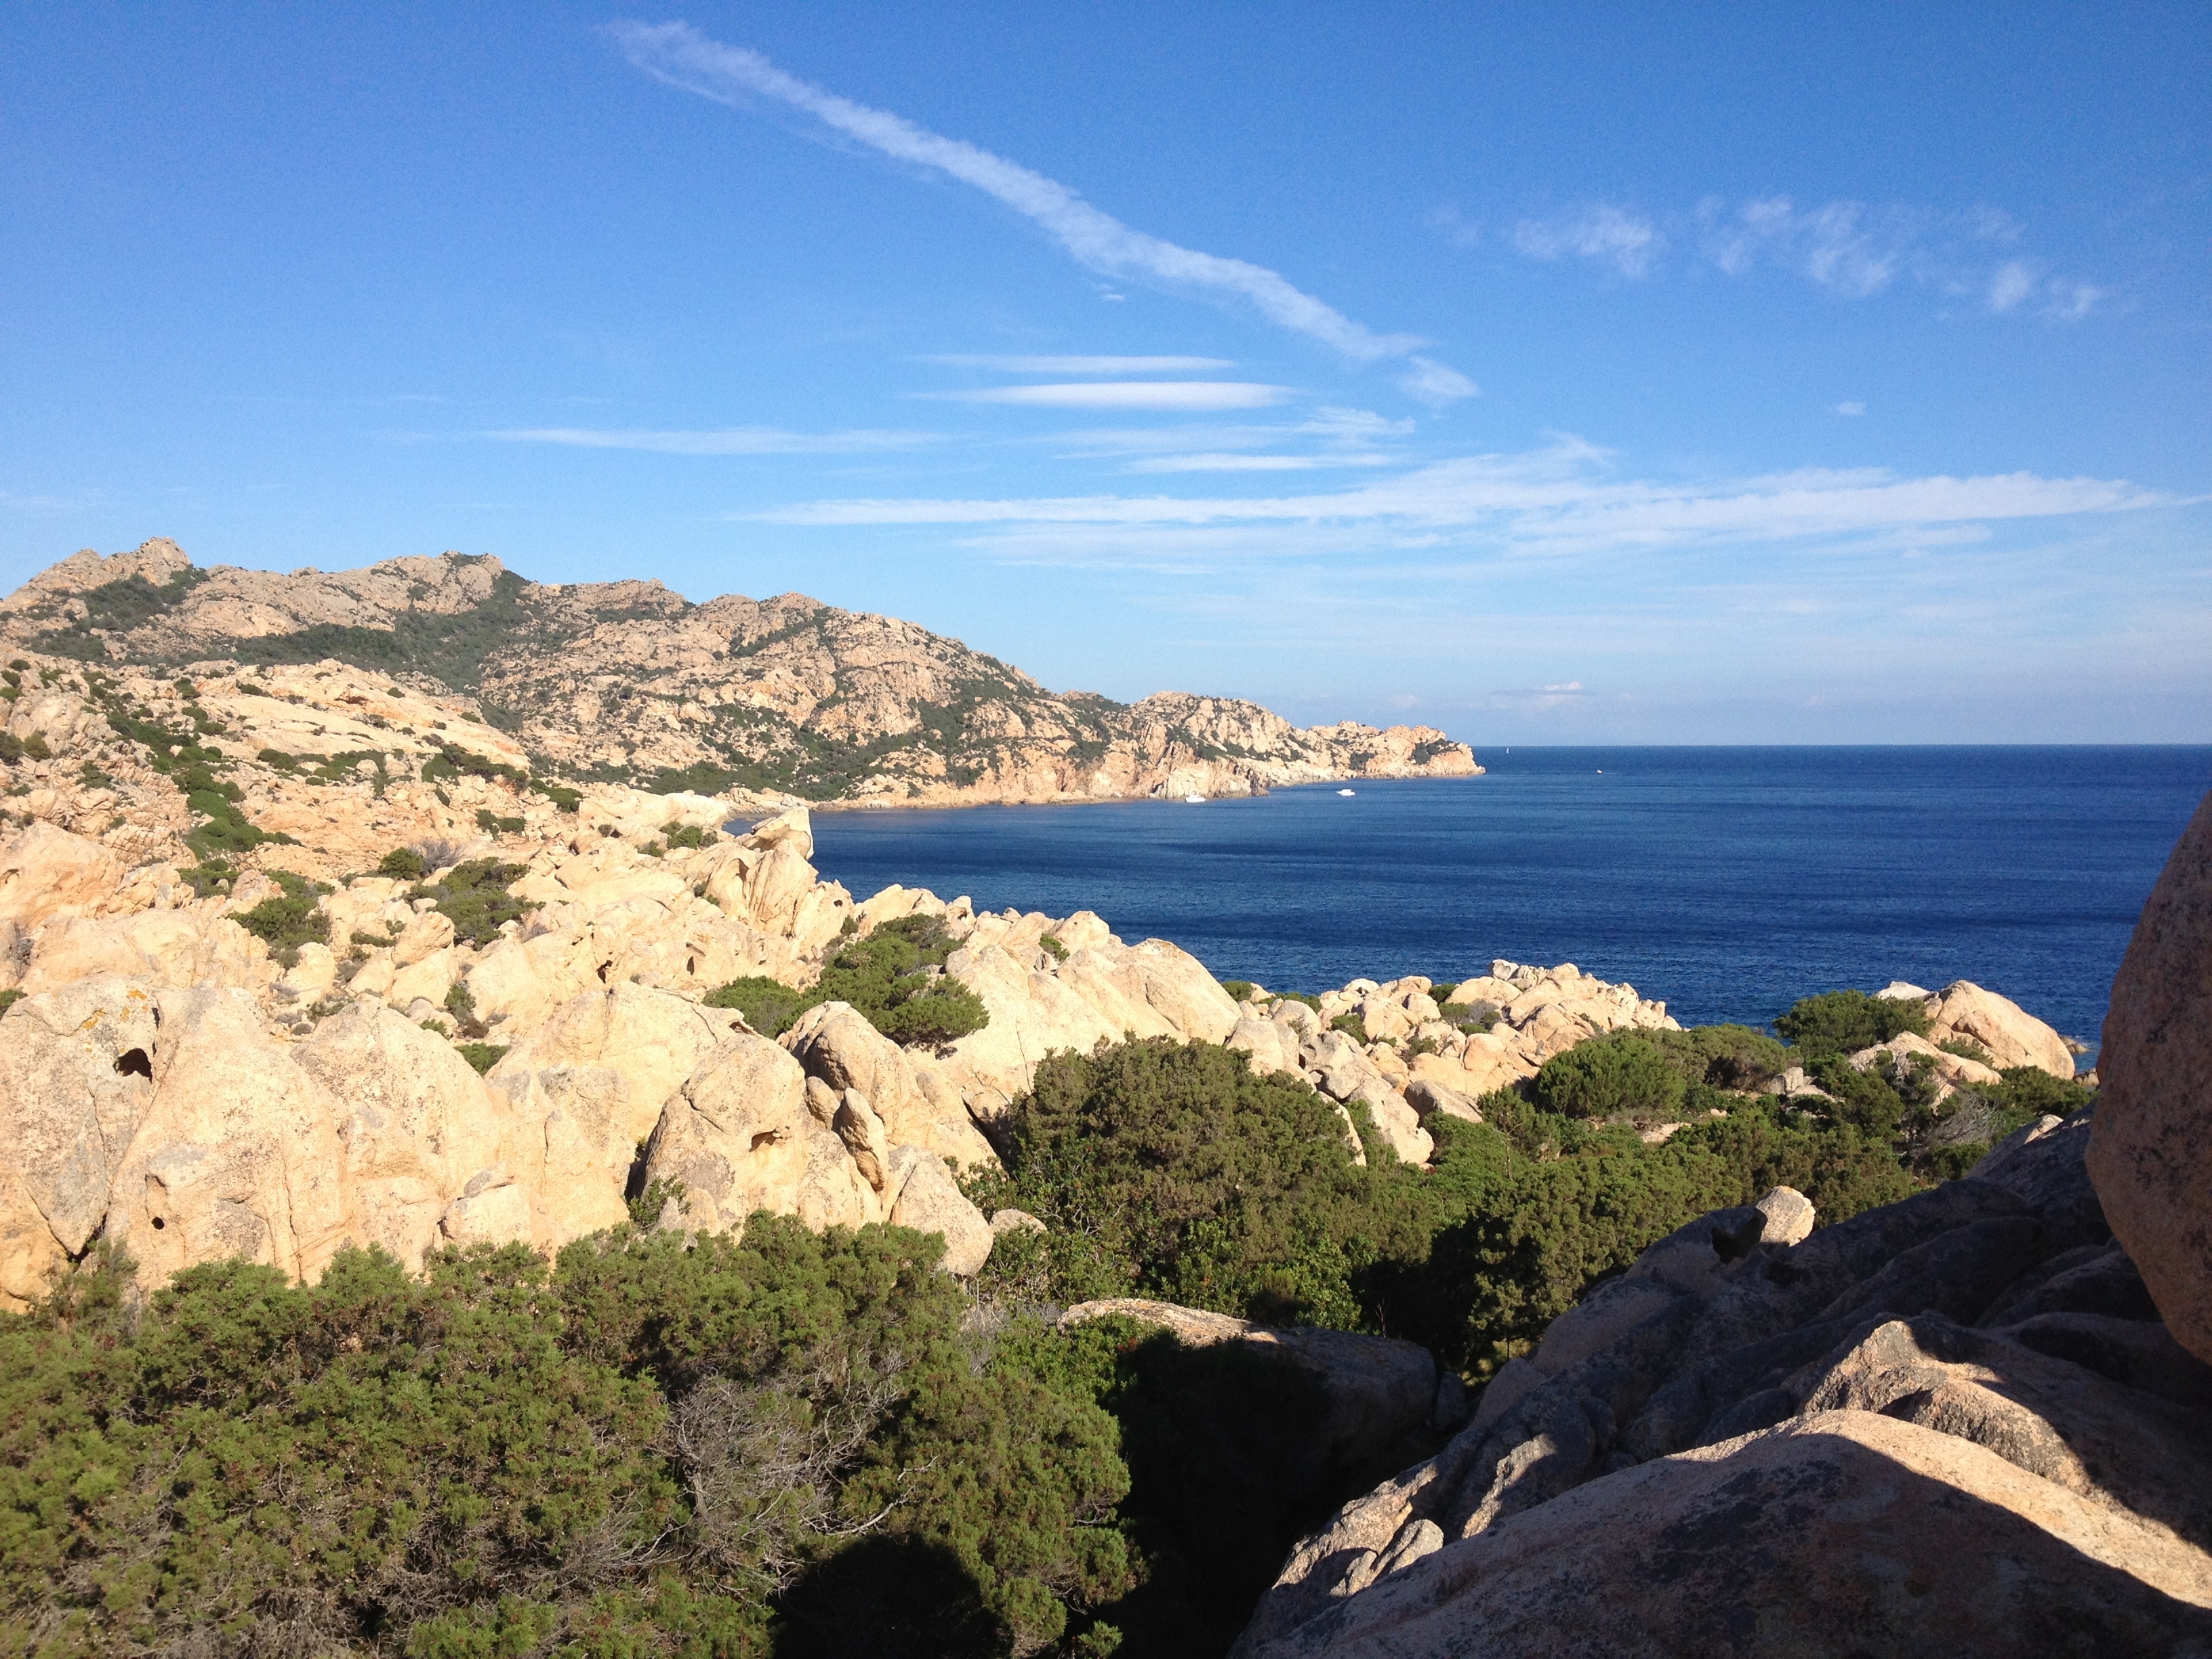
1922, 978, 2080, 1079
1233, 1116, 2212, 1656
1, 539, 1479, 808
2091, 790, 2212, 1366
1239, 1410, 2212, 1658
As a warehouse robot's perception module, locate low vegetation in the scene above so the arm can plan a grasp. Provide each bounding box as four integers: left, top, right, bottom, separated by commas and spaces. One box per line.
708, 915, 988, 1047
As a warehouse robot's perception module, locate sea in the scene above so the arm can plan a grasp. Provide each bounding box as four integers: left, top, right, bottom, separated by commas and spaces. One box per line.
808, 747, 2212, 1063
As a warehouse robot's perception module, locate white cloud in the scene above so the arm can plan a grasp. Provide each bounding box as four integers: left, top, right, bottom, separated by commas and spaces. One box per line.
1511, 205, 1663, 278
750, 438, 2180, 567
920, 382, 1293, 411
1397, 356, 1480, 409
1697, 196, 1906, 296
485, 426, 937, 454
1989, 260, 2036, 313
918, 354, 1234, 373
614, 20, 1473, 392
1125, 453, 1382, 474
1835, 401, 1866, 417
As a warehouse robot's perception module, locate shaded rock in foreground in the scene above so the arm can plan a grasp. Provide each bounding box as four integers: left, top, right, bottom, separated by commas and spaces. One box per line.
1240, 1410, 2212, 1659
2091, 788, 2212, 1366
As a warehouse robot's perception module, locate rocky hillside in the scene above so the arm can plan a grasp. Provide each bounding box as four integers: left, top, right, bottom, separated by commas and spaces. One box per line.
0, 539, 1479, 804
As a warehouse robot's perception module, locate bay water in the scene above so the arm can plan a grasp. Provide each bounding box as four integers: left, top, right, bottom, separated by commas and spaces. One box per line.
809, 747, 2212, 1061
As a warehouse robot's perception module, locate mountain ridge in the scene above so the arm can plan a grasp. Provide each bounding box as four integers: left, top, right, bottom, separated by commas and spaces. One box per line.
1, 538, 1480, 805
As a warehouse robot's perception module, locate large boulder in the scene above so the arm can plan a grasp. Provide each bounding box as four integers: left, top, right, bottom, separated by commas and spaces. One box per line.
884, 1143, 994, 1274
638, 1036, 813, 1235
0, 822, 124, 928
780, 1001, 997, 1170
295, 1001, 538, 1266
1235, 1411, 2212, 1658
485, 983, 744, 1147
2090, 789, 2212, 1366
1924, 979, 2078, 1079
0, 975, 163, 1305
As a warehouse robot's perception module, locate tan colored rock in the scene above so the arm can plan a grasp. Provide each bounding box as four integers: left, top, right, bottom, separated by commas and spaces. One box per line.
0, 976, 163, 1304
386, 945, 457, 1012
1850, 1028, 2004, 1092
19, 909, 274, 995
0, 821, 125, 927
1235, 1410, 2212, 1658
1403, 1078, 1483, 1124
780, 1000, 997, 1169
106, 985, 354, 1293
1925, 979, 2076, 1078
884, 1143, 994, 1274
1754, 1185, 1816, 1247
639, 1035, 812, 1235
390, 908, 455, 966
2089, 790, 2212, 1367
487, 983, 743, 1147
295, 1001, 525, 1267
1229, 1014, 1305, 1078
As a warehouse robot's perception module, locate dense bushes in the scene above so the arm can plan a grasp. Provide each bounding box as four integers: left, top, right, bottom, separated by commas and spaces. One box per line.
0, 1222, 1143, 1659
1774, 988, 1931, 1056
968, 1036, 1927, 1374
708, 916, 988, 1047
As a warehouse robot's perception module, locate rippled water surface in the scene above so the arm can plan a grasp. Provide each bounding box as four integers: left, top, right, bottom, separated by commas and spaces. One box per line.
808, 747, 2212, 1055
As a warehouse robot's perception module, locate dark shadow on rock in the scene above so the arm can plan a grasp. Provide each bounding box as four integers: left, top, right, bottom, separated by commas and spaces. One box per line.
773, 1536, 1001, 1659
1092, 1329, 1377, 1659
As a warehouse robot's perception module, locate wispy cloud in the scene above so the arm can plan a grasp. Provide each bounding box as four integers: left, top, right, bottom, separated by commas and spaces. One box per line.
1124, 452, 1388, 474
1484, 192, 2108, 319
485, 426, 939, 454
612, 21, 1475, 396
918, 354, 1234, 373
918, 382, 1293, 411
1511, 205, 1664, 278
1835, 401, 1866, 417
748, 437, 2182, 566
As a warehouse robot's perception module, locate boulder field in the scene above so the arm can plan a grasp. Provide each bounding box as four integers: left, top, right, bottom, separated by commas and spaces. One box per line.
1233, 790, 2212, 1658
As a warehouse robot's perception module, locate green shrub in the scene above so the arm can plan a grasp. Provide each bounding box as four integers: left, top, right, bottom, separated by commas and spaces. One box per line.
705, 975, 814, 1036
474, 806, 525, 835
376, 846, 428, 880
1532, 1032, 1689, 1120
1218, 979, 1254, 1000
1774, 989, 1931, 1057
0, 1222, 1142, 1659
456, 1042, 508, 1075
409, 857, 531, 947
1328, 1012, 1368, 1043
0, 988, 20, 1018
1940, 1036, 1996, 1065
712, 916, 991, 1048
970, 1038, 1423, 1330
229, 870, 331, 966
661, 820, 712, 850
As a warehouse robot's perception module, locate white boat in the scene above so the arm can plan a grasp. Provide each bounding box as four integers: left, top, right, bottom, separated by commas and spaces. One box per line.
1337, 787, 1356, 796
1184, 793, 1205, 803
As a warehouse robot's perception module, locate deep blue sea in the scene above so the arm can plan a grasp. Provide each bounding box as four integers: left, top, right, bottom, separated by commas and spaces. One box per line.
808, 748, 2212, 1061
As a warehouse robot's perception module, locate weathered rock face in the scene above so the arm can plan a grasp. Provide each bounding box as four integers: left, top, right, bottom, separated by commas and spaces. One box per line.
1923, 978, 2080, 1079
1235, 1118, 2212, 1657
1238, 1410, 2212, 1659
1, 540, 1480, 808
2090, 789, 2212, 1366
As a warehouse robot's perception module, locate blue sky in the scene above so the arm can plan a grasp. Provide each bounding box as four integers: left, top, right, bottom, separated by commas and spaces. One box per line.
3, 3, 2207, 742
